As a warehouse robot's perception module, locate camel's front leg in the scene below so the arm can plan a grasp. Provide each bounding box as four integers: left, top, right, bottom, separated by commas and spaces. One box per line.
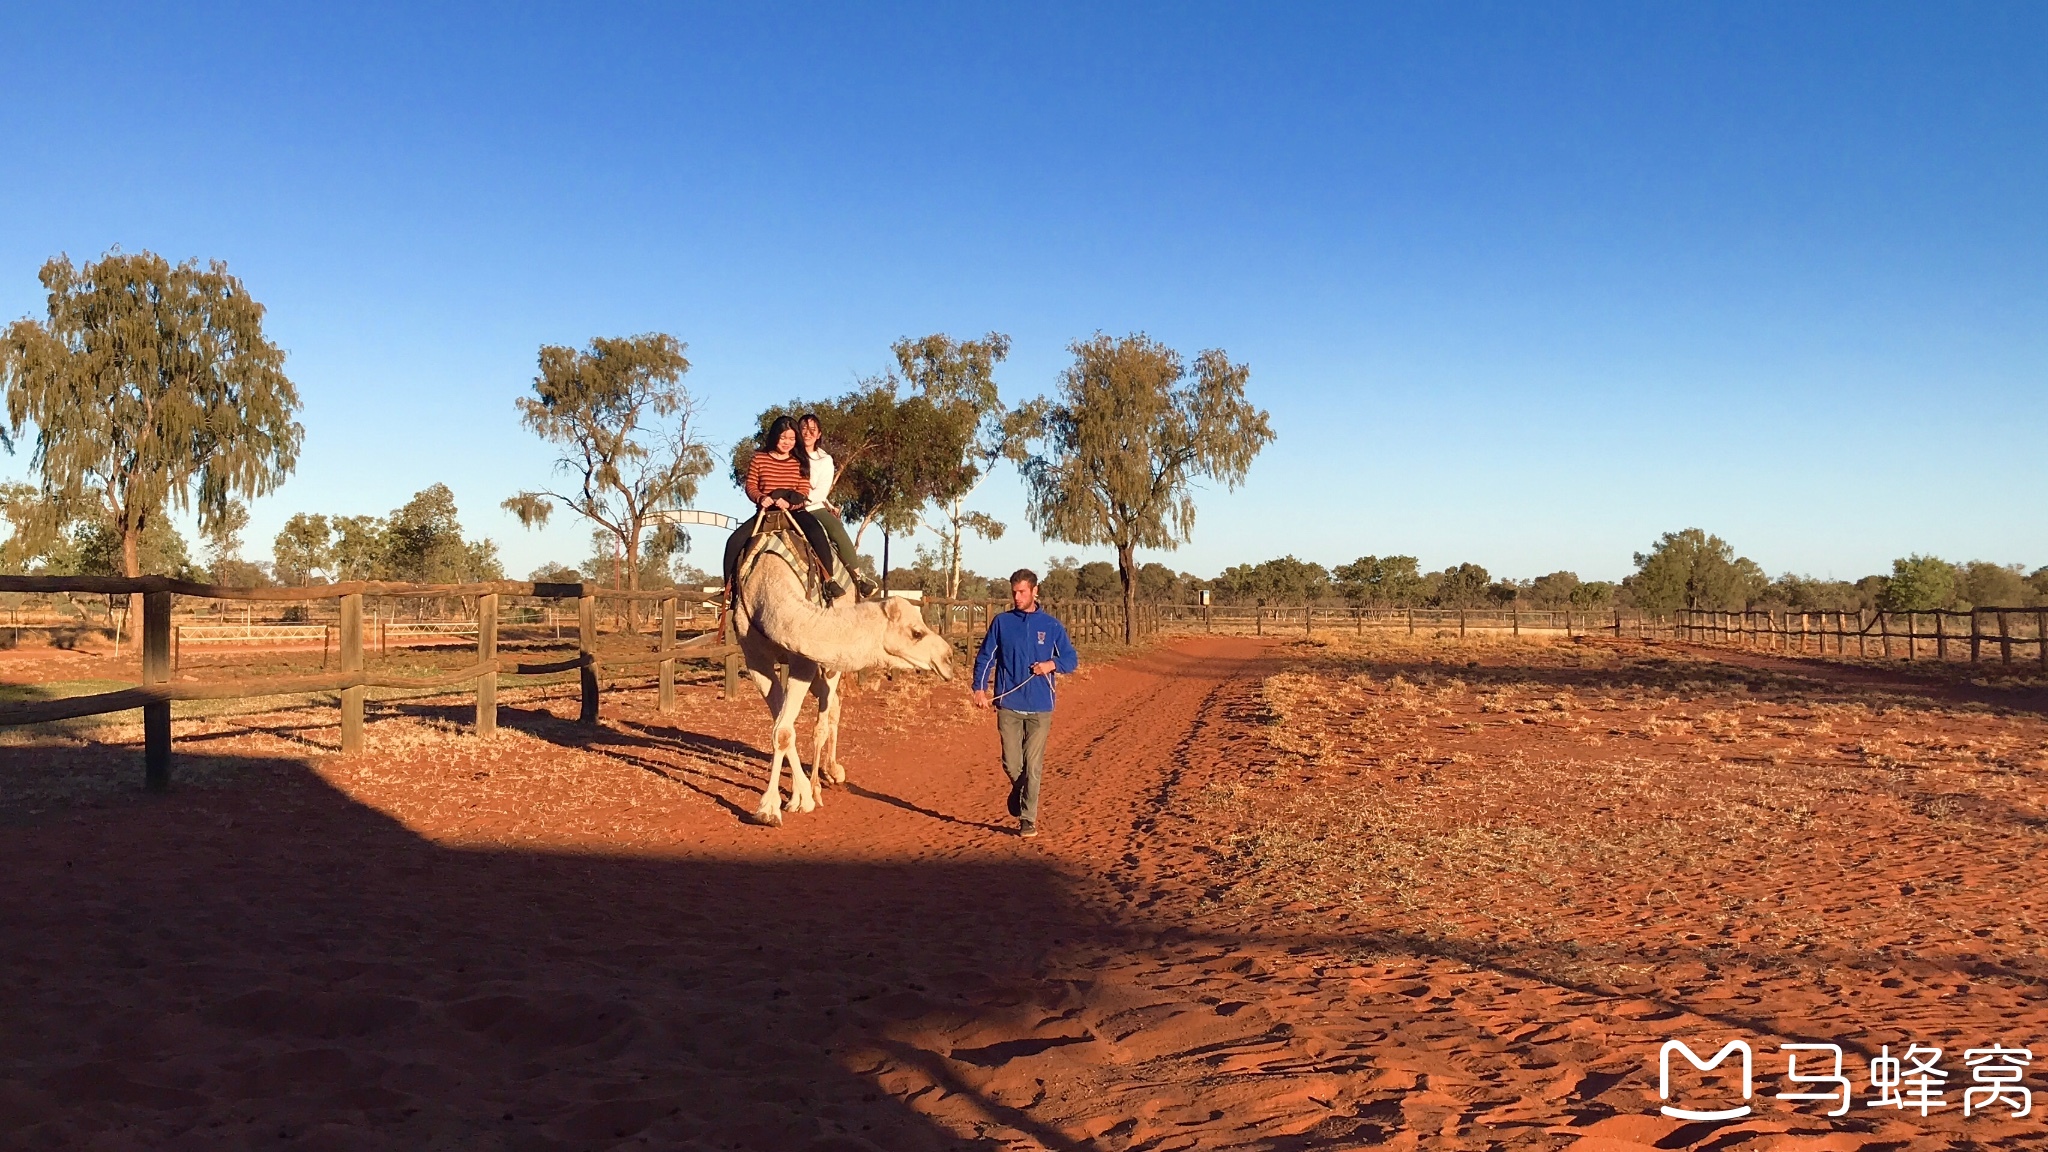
810, 671, 846, 786
745, 648, 795, 825
777, 661, 820, 814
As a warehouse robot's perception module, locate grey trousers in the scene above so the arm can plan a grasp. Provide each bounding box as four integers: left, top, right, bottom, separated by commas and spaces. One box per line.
997, 708, 1052, 825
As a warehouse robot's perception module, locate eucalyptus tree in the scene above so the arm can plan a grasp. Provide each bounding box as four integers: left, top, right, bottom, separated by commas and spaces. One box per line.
503, 334, 715, 605
1020, 333, 1272, 642
893, 332, 1032, 599
0, 250, 303, 616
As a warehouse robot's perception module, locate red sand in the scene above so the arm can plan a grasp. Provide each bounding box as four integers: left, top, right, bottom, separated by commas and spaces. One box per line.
2, 634, 2046, 1150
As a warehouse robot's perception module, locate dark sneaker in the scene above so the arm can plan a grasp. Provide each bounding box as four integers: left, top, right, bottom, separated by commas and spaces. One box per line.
855, 573, 881, 598
1006, 779, 1022, 818
1018, 822, 1038, 839
821, 579, 845, 605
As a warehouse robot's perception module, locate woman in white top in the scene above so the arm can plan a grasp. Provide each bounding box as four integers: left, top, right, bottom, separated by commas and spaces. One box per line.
799, 412, 880, 597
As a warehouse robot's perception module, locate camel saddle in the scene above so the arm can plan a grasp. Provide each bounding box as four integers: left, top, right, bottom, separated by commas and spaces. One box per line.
733, 508, 833, 610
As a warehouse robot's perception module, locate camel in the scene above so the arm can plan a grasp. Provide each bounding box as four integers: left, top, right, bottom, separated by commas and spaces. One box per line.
730, 520, 954, 825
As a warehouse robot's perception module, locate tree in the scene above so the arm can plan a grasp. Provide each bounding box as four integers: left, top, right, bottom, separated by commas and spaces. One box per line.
894, 333, 1026, 599
730, 381, 962, 581
1957, 560, 2027, 609
330, 515, 385, 581
1623, 529, 1766, 613
0, 250, 302, 619
1882, 554, 1957, 611
504, 334, 714, 607
1021, 334, 1272, 642
272, 513, 333, 585
1524, 571, 1581, 609
1076, 561, 1120, 601
1431, 563, 1493, 608
199, 499, 250, 579
1334, 555, 1424, 606
386, 485, 501, 584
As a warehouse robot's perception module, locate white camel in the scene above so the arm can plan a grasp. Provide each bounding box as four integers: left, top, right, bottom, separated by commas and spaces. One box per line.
730, 527, 954, 825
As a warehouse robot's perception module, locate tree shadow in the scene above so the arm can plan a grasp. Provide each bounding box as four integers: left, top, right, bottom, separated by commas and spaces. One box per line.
0, 751, 1105, 1150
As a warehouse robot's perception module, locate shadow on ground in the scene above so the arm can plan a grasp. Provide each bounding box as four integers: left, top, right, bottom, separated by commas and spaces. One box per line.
0, 750, 1101, 1151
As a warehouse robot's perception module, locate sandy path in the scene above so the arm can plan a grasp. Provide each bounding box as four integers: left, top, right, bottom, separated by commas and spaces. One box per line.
2, 634, 2039, 1150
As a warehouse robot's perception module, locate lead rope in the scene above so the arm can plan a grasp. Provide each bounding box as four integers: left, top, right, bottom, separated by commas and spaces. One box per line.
985, 634, 1064, 706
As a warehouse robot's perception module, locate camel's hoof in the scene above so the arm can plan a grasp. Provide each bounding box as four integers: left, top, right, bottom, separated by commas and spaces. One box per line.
827, 763, 847, 785
750, 807, 783, 827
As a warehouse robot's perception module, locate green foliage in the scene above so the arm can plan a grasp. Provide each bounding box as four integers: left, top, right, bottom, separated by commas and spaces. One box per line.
1334, 555, 1424, 606
1216, 555, 1329, 605
1075, 561, 1120, 601
272, 513, 332, 585
1021, 333, 1272, 639
1957, 560, 2028, 609
1624, 529, 1766, 612
386, 484, 502, 583
1882, 554, 1957, 611
67, 513, 197, 579
505, 333, 712, 593
1430, 562, 1493, 608
895, 333, 1021, 598
0, 249, 302, 580
199, 499, 250, 578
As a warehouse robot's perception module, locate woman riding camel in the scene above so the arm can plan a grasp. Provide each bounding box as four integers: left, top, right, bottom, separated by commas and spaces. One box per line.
797, 411, 881, 598
725, 415, 846, 603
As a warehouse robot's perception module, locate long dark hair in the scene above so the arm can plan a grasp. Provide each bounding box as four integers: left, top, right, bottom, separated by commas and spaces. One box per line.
761, 414, 809, 477
797, 411, 826, 459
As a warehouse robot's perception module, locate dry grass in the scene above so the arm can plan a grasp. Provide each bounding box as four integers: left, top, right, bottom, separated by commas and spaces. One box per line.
1202, 634, 2048, 995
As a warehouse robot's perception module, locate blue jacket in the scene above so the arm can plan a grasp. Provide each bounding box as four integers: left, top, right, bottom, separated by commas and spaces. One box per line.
972, 608, 1078, 713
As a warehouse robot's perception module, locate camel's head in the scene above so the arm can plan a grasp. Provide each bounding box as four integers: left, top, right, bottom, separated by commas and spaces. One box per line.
878, 597, 956, 680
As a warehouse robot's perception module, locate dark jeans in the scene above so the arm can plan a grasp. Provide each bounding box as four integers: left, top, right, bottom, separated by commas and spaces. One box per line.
724, 509, 837, 588
997, 708, 1052, 826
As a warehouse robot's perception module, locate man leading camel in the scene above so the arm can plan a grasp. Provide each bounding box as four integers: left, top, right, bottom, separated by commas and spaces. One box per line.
971, 569, 1078, 838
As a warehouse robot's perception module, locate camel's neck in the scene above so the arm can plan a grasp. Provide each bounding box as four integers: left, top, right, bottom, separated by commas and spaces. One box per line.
743, 564, 890, 668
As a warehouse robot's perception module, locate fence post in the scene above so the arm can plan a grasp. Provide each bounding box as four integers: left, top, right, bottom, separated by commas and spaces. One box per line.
1936, 612, 1948, 661
1969, 610, 1981, 663
1512, 609, 1520, 637
1304, 605, 1312, 637
142, 589, 172, 790
1458, 609, 1467, 639
475, 593, 498, 735
1905, 612, 1917, 660
340, 592, 364, 753
1409, 608, 1417, 636
2039, 609, 2047, 671
658, 596, 677, 712
1613, 610, 1620, 638
2000, 610, 2013, 666
1880, 611, 1891, 658
578, 592, 599, 725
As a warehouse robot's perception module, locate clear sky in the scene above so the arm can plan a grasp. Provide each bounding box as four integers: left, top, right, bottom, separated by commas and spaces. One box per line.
2, 4, 2042, 584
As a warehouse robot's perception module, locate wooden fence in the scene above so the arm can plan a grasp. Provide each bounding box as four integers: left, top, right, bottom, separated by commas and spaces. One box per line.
911, 597, 1162, 645
0, 575, 743, 790
1143, 603, 1680, 640
1674, 606, 2048, 668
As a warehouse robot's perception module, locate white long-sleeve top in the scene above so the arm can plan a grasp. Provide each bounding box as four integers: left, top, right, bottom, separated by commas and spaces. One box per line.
804, 449, 837, 511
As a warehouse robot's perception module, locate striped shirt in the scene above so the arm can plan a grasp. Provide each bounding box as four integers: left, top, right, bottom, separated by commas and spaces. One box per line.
745, 451, 811, 505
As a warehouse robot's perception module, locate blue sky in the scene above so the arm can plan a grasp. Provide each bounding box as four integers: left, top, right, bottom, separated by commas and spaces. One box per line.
2, 4, 2042, 584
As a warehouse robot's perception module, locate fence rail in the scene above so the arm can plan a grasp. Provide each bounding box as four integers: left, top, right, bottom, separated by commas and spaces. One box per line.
1674, 606, 2048, 668
0, 577, 744, 790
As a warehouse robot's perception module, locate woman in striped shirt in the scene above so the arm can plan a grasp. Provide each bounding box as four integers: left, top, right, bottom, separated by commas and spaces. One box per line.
725, 415, 845, 602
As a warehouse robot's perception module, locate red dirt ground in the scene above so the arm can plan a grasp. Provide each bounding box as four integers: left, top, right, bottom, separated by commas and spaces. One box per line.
3, 634, 2046, 1151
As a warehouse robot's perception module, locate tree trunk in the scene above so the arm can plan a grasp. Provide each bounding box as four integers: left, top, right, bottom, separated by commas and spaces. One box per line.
946, 496, 963, 600
623, 529, 641, 632
122, 514, 143, 643
1117, 542, 1137, 645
